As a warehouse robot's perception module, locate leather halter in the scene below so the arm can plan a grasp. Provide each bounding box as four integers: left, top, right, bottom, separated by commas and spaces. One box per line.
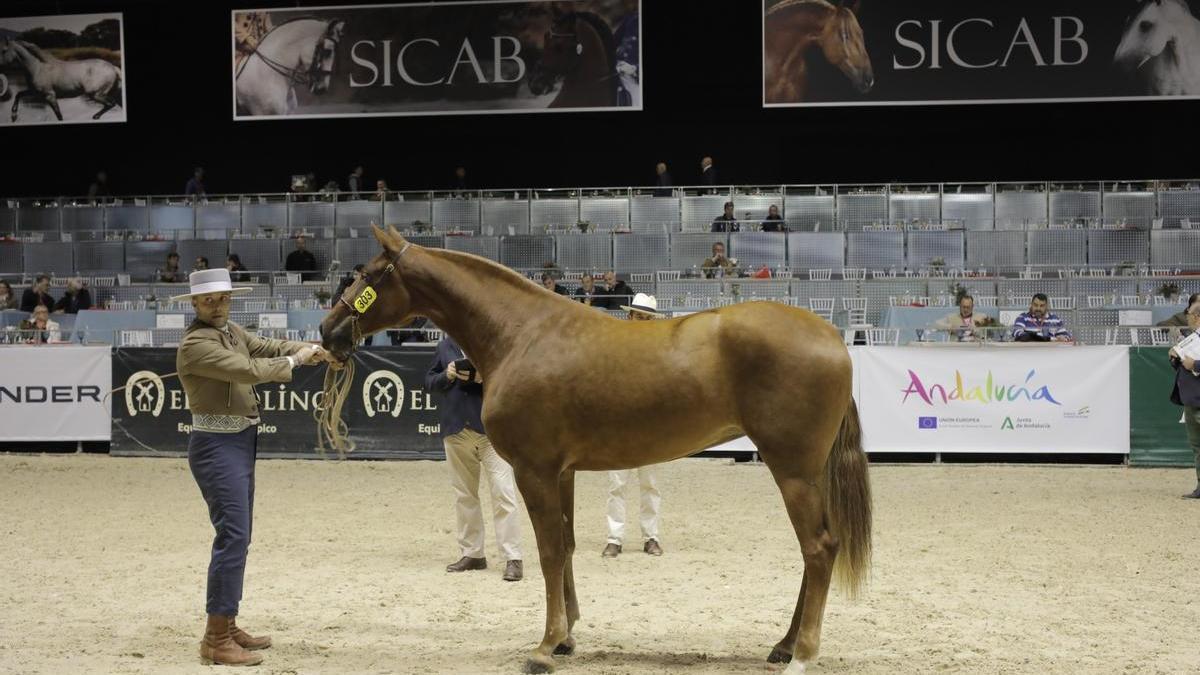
337, 242, 411, 317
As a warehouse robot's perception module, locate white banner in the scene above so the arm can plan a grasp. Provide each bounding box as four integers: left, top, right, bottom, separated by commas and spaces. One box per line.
0, 346, 111, 441
856, 346, 1129, 454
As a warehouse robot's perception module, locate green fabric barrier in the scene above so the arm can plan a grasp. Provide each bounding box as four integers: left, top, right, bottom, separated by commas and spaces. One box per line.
1129, 347, 1195, 467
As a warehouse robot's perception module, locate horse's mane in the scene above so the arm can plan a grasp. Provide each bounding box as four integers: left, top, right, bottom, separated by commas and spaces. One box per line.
15, 41, 51, 62
767, 0, 837, 16
423, 245, 548, 297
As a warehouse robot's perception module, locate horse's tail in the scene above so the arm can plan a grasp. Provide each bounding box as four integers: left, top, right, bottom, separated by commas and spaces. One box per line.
823, 396, 872, 597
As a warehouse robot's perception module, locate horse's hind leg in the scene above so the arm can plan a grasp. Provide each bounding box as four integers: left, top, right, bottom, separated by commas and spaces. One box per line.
767, 571, 807, 663
554, 470, 579, 657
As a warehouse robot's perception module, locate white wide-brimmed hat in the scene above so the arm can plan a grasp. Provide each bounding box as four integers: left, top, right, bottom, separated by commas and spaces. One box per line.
621, 292, 663, 317
169, 268, 254, 302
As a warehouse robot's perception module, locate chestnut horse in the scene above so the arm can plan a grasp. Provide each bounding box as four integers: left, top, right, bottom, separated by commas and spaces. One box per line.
320, 225, 871, 674
765, 0, 874, 103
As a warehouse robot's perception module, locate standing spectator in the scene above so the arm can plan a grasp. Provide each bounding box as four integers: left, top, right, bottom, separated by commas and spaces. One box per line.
20, 275, 55, 312
226, 254, 249, 283
452, 166, 469, 195
700, 156, 717, 186
371, 179, 390, 201
652, 162, 672, 197
760, 204, 786, 232
285, 236, 318, 281
20, 304, 60, 343
571, 273, 605, 307
540, 271, 568, 296
347, 166, 365, 198
194, 257, 210, 272
711, 201, 740, 232
1011, 293, 1071, 342
87, 171, 110, 202
603, 293, 664, 558
599, 270, 634, 309
53, 277, 92, 314
1168, 301, 1200, 498
0, 280, 19, 310
701, 242, 738, 279
185, 167, 207, 197
424, 335, 524, 581
160, 252, 184, 283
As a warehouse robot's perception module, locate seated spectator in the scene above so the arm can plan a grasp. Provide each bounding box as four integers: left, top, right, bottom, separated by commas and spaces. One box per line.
1011, 293, 1071, 342
160, 252, 183, 283
20, 305, 60, 344
599, 270, 634, 309
701, 242, 738, 279
194, 256, 210, 272
285, 236, 318, 281
1158, 293, 1200, 329
711, 201, 740, 232
540, 271, 568, 296
760, 204, 786, 232
571, 273, 605, 307
226, 254, 249, 282
0, 280, 19, 310
185, 167, 206, 197
371, 179, 390, 201
334, 264, 366, 300
53, 277, 92, 314
20, 274, 55, 312
933, 294, 990, 342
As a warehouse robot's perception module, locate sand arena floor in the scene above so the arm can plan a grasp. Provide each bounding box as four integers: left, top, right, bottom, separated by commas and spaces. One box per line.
0, 454, 1197, 674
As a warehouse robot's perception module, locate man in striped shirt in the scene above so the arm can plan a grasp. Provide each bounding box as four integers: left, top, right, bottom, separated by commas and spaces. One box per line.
1011, 293, 1072, 342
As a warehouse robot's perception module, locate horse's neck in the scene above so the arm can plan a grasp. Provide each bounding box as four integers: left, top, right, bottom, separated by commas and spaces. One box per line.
567, 26, 610, 84
1173, 14, 1200, 85
10, 44, 40, 75
264, 21, 321, 67
404, 248, 539, 372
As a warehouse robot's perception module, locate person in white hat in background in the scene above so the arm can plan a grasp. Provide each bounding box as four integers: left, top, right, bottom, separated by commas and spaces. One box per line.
602, 293, 665, 558
172, 269, 326, 666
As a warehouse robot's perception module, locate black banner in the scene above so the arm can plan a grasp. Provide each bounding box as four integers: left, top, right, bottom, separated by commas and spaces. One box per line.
111, 347, 444, 459
764, 0, 1200, 106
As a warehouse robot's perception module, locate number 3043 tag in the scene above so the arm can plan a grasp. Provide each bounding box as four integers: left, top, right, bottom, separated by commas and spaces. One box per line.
353, 286, 377, 313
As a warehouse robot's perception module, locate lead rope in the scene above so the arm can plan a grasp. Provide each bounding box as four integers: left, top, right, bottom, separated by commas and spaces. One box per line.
312, 317, 362, 457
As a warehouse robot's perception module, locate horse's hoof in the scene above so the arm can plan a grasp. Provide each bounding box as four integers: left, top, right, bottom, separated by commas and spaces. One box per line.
523, 657, 556, 674
767, 647, 793, 663
553, 637, 576, 656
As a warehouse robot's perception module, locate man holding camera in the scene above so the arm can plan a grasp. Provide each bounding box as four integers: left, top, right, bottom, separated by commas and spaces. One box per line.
425, 335, 524, 582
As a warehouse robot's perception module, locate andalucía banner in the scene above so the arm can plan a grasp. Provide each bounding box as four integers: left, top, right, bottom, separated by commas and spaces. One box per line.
233, 0, 642, 120
855, 346, 1129, 454
764, 0, 1200, 106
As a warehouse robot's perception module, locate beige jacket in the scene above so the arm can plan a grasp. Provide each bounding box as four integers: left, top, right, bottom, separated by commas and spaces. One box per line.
177, 319, 308, 419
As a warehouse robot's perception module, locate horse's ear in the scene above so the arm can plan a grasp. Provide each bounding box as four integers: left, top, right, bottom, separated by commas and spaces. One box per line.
386, 223, 409, 246
371, 222, 396, 252
331, 20, 346, 40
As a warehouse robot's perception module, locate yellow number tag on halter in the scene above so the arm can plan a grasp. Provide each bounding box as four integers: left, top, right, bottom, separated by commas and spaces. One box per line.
353, 286, 377, 313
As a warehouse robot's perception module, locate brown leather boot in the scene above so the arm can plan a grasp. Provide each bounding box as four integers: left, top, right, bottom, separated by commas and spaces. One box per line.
200, 614, 264, 666
229, 616, 272, 650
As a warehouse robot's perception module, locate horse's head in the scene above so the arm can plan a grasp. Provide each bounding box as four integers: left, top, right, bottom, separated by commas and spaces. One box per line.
1115, 0, 1185, 72
529, 14, 580, 94
0, 39, 16, 66
306, 19, 344, 94
820, 1, 874, 94
320, 223, 413, 362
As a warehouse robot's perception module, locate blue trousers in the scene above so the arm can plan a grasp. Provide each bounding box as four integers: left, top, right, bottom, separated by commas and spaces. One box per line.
188, 426, 257, 616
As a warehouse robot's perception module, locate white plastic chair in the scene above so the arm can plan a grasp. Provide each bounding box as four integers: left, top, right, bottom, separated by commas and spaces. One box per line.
808, 298, 835, 322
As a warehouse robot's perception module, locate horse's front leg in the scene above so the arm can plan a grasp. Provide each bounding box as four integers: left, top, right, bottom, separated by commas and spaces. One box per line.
512, 465, 568, 673
554, 470, 579, 657
10, 89, 32, 122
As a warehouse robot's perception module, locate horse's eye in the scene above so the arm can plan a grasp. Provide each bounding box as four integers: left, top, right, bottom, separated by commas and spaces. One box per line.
1140, 20, 1154, 32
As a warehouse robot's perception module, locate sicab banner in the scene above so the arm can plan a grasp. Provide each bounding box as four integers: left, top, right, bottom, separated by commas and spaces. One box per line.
764, 0, 1200, 106
0, 346, 111, 441
855, 346, 1129, 454
112, 347, 444, 459
233, 0, 642, 119
0, 13, 125, 125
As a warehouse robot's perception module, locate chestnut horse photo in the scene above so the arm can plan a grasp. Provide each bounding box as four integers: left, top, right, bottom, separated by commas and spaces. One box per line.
320, 225, 872, 674
764, 0, 874, 104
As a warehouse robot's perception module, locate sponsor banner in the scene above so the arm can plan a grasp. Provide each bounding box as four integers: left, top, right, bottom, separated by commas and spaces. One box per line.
233, 0, 641, 120
856, 346, 1129, 453
0, 346, 111, 441
764, 0, 1200, 107
111, 347, 444, 459
0, 13, 126, 125
1129, 346, 1195, 467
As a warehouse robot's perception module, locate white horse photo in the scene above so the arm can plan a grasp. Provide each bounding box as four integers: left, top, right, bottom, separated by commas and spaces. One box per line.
235, 18, 345, 116
0, 38, 123, 122
1114, 0, 1200, 95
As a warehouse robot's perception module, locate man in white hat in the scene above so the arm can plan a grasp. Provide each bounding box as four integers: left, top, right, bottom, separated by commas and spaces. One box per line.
603, 293, 665, 558
172, 269, 325, 666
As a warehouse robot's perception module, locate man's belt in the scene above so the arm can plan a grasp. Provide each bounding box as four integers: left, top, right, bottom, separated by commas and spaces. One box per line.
191, 414, 261, 434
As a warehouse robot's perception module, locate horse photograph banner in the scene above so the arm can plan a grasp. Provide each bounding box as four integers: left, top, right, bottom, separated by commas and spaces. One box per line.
111, 347, 444, 459
855, 346, 1129, 454
0, 13, 125, 125
0, 346, 111, 441
763, 0, 1200, 107
232, 0, 641, 120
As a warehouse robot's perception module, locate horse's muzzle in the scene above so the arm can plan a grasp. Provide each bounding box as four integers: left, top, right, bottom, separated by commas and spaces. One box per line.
320, 318, 355, 363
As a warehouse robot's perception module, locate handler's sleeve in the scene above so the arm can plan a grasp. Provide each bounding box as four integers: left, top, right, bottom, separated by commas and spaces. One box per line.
181, 334, 293, 384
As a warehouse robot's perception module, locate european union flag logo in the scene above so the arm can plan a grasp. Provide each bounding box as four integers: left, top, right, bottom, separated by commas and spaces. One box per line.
918, 416, 938, 429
